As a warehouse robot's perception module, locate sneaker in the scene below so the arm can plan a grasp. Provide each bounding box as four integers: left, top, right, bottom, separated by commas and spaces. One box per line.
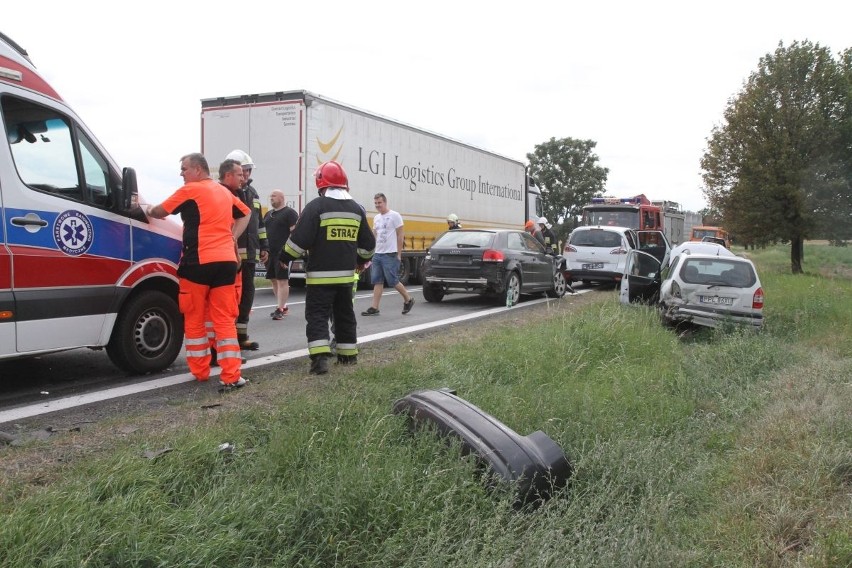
402, 297, 415, 314
219, 377, 248, 388
271, 308, 285, 320
309, 355, 330, 375
239, 339, 260, 351
361, 307, 380, 316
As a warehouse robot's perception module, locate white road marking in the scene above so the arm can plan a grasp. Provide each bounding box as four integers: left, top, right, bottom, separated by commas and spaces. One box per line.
0, 290, 590, 424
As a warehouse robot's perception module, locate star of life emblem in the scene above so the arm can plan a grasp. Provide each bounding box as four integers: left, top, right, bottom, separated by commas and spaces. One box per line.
53, 210, 94, 256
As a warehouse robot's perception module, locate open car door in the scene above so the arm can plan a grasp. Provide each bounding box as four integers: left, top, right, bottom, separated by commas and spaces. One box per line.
619, 250, 662, 304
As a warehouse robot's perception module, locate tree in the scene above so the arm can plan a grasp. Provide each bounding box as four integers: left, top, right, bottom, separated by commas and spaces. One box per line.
527, 137, 608, 230
701, 40, 852, 273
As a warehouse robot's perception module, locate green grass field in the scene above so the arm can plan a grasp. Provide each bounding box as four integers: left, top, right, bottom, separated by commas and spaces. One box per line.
0, 243, 849, 567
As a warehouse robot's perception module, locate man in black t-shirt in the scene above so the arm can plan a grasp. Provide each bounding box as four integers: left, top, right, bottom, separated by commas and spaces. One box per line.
264, 189, 299, 319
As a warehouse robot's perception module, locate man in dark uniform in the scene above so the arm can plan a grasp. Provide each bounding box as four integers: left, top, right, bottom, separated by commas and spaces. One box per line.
224, 149, 268, 351
538, 217, 558, 255
279, 161, 375, 375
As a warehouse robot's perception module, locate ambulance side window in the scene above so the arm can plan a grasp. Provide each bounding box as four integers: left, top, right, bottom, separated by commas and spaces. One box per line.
2, 95, 117, 208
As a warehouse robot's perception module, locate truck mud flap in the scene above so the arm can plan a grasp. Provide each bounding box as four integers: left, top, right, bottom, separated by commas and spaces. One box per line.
392, 388, 572, 507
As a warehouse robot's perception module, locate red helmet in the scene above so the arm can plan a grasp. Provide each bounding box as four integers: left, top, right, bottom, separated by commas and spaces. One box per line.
314, 161, 349, 190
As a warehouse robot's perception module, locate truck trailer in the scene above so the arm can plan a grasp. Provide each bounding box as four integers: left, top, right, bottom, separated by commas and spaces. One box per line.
201, 91, 542, 283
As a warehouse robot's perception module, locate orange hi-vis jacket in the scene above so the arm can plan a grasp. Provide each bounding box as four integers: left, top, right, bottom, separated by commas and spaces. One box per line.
162, 178, 251, 266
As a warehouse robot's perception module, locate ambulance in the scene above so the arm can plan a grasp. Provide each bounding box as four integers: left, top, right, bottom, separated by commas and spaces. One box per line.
0, 31, 183, 374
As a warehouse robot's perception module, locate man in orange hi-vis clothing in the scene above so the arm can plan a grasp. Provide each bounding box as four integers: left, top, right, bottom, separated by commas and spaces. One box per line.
147, 153, 251, 388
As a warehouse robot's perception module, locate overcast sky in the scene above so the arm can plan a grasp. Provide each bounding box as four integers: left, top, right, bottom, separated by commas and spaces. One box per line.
6, 1, 850, 213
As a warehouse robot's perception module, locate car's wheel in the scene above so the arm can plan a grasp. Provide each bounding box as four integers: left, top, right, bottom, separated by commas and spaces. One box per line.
422, 283, 444, 303
547, 270, 567, 298
500, 271, 521, 307
107, 290, 183, 374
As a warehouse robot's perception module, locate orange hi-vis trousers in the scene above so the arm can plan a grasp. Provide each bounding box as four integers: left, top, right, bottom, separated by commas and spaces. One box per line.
179, 277, 242, 384
205, 267, 243, 360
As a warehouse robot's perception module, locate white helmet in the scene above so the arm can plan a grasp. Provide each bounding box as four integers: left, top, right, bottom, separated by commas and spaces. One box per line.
447, 213, 459, 223
225, 149, 255, 168
538, 216, 552, 229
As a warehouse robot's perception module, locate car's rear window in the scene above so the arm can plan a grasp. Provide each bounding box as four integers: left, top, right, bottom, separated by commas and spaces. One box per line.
680, 259, 756, 287
431, 231, 495, 249
569, 229, 623, 248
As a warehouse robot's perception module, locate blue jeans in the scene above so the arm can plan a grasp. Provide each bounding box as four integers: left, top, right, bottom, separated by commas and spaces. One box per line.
371, 253, 400, 286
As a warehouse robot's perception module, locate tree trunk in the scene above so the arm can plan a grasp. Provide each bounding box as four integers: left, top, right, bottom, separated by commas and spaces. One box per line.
790, 236, 804, 274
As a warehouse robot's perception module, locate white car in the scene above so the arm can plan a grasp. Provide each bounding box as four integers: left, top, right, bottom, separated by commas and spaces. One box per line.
563, 226, 636, 285
620, 242, 764, 329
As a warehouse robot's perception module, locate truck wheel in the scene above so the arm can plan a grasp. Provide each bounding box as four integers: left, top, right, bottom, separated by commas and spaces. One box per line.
547, 271, 567, 298
422, 283, 444, 303
500, 272, 521, 307
107, 290, 183, 374
398, 258, 410, 286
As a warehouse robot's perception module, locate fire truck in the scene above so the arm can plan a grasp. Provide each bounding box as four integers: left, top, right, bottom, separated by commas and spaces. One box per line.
581, 194, 685, 244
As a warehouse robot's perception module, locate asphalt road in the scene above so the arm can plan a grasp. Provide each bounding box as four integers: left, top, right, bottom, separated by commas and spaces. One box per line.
0, 282, 595, 421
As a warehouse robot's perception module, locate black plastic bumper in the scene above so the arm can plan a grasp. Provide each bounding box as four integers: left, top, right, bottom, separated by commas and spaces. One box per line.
392, 388, 572, 507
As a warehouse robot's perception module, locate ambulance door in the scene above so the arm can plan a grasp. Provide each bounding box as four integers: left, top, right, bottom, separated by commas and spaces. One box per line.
2, 93, 131, 354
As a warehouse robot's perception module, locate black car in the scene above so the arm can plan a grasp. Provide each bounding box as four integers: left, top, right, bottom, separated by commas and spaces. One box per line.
421, 228, 568, 306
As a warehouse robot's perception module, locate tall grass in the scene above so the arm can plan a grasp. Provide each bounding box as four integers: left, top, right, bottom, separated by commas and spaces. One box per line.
0, 244, 849, 567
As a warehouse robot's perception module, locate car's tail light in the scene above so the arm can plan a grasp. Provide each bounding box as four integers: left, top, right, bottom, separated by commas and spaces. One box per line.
753, 287, 764, 309
610, 247, 627, 255
564, 244, 577, 253
671, 281, 682, 299
482, 249, 504, 262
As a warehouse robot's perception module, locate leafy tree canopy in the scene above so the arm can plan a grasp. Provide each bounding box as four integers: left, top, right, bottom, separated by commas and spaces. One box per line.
701, 40, 852, 272
527, 137, 608, 230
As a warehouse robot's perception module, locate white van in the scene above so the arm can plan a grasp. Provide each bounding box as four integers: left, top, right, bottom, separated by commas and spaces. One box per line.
0, 32, 184, 374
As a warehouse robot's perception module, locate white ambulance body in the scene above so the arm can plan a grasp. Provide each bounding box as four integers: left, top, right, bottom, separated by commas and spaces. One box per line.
0, 32, 184, 374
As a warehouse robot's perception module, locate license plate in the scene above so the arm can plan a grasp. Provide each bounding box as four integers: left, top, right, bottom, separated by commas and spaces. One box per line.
582, 263, 604, 270
699, 295, 733, 305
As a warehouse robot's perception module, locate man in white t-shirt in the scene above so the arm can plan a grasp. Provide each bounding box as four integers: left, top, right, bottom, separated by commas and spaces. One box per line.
361, 192, 415, 316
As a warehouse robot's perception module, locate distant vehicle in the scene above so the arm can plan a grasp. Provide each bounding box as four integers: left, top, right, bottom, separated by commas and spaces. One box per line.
563, 226, 636, 286
561, 225, 666, 287
690, 226, 731, 248
421, 228, 567, 306
581, 194, 685, 244
702, 236, 728, 248
620, 242, 764, 329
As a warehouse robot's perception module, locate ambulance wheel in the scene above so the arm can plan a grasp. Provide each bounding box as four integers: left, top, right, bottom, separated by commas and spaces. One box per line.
107, 290, 183, 374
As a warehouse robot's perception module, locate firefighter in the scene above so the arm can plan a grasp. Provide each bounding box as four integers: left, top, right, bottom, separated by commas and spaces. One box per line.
224, 149, 269, 351
280, 161, 375, 375
538, 217, 558, 255
446, 213, 462, 230
146, 153, 250, 387
525, 219, 545, 246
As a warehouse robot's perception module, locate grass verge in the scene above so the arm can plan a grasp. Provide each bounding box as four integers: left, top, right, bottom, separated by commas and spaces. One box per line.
0, 244, 849, 567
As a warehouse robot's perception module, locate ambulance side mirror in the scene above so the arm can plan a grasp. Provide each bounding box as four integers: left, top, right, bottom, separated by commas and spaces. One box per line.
120, 167, 139, 211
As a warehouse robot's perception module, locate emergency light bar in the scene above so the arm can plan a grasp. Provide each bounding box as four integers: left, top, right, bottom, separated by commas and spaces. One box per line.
590, 196, 642, 205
